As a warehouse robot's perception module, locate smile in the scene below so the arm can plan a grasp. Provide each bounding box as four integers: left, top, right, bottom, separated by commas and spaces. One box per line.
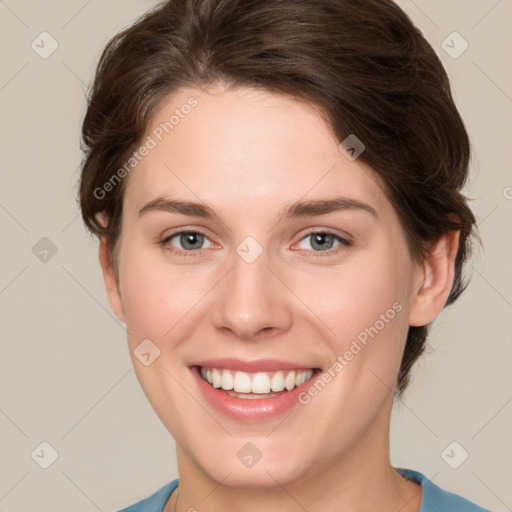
191, 359, 322, 421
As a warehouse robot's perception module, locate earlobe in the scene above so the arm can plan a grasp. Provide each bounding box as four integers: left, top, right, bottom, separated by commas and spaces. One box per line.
408, 231, 460, 327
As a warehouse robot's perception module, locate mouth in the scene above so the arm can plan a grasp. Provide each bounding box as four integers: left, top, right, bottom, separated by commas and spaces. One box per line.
198, 366, 316, 399
190, 360, 322, 421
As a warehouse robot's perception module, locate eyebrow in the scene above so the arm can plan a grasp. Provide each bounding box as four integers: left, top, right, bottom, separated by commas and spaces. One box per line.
137, 195, 378, 220
282, 196, 378, 219
138, 197, 220, 218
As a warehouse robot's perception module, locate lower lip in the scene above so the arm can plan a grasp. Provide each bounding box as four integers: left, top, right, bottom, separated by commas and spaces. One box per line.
191, 367, 319, 422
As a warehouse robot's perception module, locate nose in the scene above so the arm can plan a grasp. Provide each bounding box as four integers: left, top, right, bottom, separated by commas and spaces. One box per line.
211, 250, 293, 341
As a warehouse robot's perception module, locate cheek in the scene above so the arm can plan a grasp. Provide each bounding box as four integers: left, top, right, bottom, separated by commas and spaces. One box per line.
287, 244, 413, 391
341, 262, 412, 393
297, 257, 409, 344
117, 243, 204, 346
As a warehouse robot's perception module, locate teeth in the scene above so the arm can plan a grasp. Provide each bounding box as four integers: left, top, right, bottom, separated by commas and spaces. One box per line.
211, 368, 222, 388
251, 372, 270, 394
285, 371, 296, 391
221, 369, 234, 390
233, 371, 252, 393
200, 367, 314, 394
296, 371, 309, 387
270, 371, 285, 392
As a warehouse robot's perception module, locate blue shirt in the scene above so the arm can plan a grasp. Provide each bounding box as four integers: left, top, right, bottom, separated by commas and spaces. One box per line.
117, 467, 492, 511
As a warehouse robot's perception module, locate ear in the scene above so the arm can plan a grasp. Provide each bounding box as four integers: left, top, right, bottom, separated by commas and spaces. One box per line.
408, 231, 460, 327
96, 213, 125, 323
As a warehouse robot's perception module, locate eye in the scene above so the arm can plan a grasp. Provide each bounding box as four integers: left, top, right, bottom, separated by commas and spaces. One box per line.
295, 231, 351, 253
161, 230, 215, 253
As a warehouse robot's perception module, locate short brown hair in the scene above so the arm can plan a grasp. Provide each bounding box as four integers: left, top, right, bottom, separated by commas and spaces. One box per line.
79, 0, 477, 397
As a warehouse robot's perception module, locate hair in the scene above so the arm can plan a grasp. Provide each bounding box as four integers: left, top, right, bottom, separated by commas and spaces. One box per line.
79, 0, 477, 398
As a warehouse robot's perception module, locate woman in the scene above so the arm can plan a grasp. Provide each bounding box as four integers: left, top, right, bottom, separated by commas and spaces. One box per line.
79, 0, 491, 510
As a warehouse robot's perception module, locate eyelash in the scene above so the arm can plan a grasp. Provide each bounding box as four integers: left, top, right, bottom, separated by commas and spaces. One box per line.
159, 229, 353, 258
159, 230, 212, 258
297, 229, 352, 258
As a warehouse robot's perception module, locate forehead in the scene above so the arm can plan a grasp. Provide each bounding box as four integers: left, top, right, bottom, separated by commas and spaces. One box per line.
123, 84, 389, 218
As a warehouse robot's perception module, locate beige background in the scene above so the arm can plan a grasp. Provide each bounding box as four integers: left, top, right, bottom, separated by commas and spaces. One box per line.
0, 1, 511, 511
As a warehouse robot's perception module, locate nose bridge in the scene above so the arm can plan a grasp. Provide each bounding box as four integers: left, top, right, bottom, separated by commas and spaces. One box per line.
212, 241, 292, 340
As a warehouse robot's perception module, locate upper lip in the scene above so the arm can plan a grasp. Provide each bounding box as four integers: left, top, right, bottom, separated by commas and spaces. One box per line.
191, 358, 320, 373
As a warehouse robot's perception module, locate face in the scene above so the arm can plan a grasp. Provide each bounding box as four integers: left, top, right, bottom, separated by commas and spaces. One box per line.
102, 84, 430, 488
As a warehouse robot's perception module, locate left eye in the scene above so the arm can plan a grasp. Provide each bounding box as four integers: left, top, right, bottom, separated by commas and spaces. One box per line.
297, 232, 347, 252
165, 231, 213, 251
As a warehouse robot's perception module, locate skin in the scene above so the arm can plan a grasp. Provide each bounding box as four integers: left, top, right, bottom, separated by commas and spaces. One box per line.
98, 83, 459, 512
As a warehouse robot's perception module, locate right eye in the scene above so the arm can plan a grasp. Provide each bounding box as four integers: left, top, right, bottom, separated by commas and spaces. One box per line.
160, 230, 217, 255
